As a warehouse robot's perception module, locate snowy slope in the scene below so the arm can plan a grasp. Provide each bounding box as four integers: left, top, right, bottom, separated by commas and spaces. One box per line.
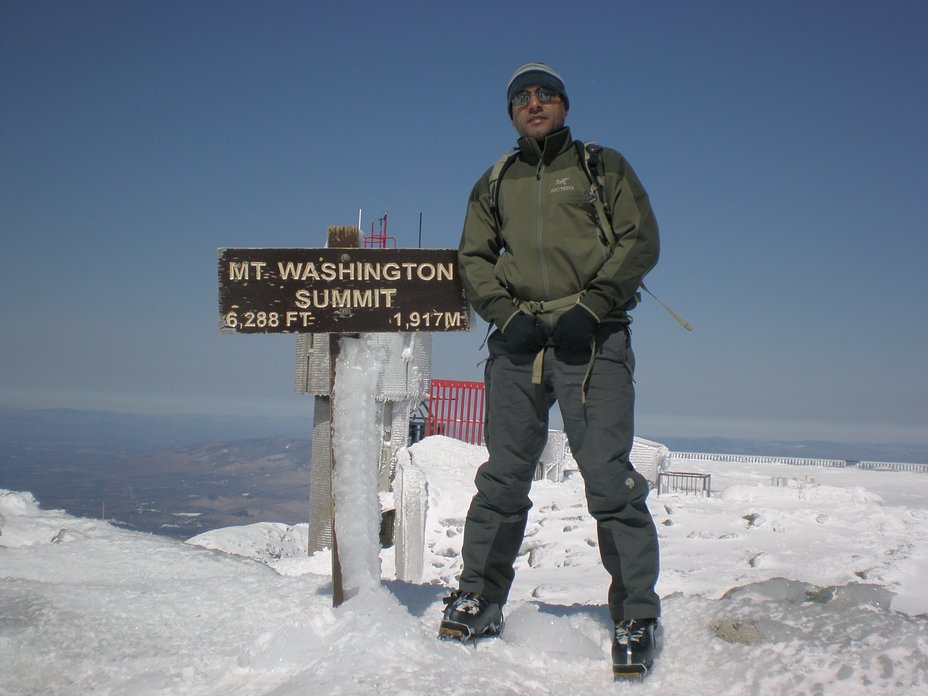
2, 436, 927, 695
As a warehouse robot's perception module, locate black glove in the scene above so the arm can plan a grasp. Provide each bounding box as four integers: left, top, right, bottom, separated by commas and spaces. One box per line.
551, 305, 598, 353
502, 313, 549, 353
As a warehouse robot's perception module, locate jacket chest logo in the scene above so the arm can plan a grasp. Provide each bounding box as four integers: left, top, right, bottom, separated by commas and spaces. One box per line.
549, 176, 575, 194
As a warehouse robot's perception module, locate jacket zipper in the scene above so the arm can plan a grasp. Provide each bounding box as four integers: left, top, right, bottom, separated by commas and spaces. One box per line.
535, 161, 550, 297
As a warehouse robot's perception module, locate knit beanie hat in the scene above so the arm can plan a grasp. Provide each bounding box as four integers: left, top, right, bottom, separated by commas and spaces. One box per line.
506, 62, 569, 117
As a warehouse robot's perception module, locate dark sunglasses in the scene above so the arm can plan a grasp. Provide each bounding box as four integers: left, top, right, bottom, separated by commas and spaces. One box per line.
510, 87, 561, 108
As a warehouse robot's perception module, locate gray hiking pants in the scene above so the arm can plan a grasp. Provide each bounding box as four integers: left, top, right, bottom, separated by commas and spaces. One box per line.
459, 323, 661, 622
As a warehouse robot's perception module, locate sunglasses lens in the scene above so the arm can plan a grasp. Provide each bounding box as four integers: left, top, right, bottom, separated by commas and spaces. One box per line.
536, 88, 555, 102
511, 88, 559, 108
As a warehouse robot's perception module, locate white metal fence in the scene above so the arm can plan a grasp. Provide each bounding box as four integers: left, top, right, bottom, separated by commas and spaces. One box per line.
669, 451, 848, 468
857, 461, 928, 473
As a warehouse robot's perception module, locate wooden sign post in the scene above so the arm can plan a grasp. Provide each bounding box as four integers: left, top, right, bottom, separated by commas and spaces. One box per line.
218, 228, 471, 606
325, 225, 359, 610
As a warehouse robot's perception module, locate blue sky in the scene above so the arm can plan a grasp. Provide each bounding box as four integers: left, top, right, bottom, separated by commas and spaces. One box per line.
1, 1, 926, 446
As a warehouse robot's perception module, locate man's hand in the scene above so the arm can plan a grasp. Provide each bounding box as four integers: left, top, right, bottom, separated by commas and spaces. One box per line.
502, 313, 549, 353
551, 305, 598, 353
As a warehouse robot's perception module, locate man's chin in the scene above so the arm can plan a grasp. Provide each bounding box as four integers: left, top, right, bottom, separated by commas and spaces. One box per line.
522, 127, 553, 140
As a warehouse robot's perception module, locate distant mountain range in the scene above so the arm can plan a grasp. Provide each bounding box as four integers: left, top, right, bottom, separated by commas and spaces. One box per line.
0, 407, 313, 453
2, 407, 925, 540
1, 433, 311, 539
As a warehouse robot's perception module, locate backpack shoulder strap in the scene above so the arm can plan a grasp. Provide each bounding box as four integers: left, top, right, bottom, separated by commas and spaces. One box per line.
578, 140, 694, 331
488, 148, 519, 228
576, 140, 616, 248
576, 141, 605, 198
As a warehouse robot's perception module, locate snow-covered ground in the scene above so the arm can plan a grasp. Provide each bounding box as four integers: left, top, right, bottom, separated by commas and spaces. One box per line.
2, 435, 927, 695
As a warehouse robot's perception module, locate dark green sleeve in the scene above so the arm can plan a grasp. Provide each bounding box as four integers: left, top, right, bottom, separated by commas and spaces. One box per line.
457, 172, 520, 329
580, 149, 660, 320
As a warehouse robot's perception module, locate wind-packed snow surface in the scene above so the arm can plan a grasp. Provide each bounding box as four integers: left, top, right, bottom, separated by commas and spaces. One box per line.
2, 436, 928, 695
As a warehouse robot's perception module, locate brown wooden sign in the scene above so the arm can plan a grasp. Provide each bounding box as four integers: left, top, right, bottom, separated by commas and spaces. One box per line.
218, 247, 471, 334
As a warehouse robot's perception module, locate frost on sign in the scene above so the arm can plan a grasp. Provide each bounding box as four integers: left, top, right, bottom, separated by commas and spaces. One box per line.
217, 248, 472, 334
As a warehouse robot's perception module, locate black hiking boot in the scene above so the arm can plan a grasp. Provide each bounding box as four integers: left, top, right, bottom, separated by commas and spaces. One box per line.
438, 591, 503, 643
612, 618, 659, 679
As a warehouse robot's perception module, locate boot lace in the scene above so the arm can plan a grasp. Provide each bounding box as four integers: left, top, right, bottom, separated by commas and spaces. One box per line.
615, 619, 650, 646
444, 591, 485, 616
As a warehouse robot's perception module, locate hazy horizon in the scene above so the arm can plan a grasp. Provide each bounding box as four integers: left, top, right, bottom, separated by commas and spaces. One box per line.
2, 404, 925, 464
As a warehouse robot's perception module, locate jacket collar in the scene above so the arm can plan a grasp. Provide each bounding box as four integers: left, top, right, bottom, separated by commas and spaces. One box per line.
517, 127, 573, 165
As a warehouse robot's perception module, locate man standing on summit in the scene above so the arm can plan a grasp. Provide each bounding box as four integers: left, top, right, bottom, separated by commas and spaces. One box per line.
440, 63, 662, 678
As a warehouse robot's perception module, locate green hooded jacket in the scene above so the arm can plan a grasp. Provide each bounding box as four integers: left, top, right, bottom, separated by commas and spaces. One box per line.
458, 127, 660, 330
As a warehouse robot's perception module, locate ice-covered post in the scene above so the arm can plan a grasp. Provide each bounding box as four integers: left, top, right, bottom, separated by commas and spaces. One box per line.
325, 224, 361, 606
217, 230, 471, 607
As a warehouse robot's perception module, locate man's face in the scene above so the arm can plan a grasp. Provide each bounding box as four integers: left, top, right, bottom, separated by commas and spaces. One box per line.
510, 85, 567, 141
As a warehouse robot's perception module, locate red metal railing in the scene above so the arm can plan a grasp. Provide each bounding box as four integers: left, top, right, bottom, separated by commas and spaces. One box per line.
362, 212, 397, 248
425, 379, 485, 445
